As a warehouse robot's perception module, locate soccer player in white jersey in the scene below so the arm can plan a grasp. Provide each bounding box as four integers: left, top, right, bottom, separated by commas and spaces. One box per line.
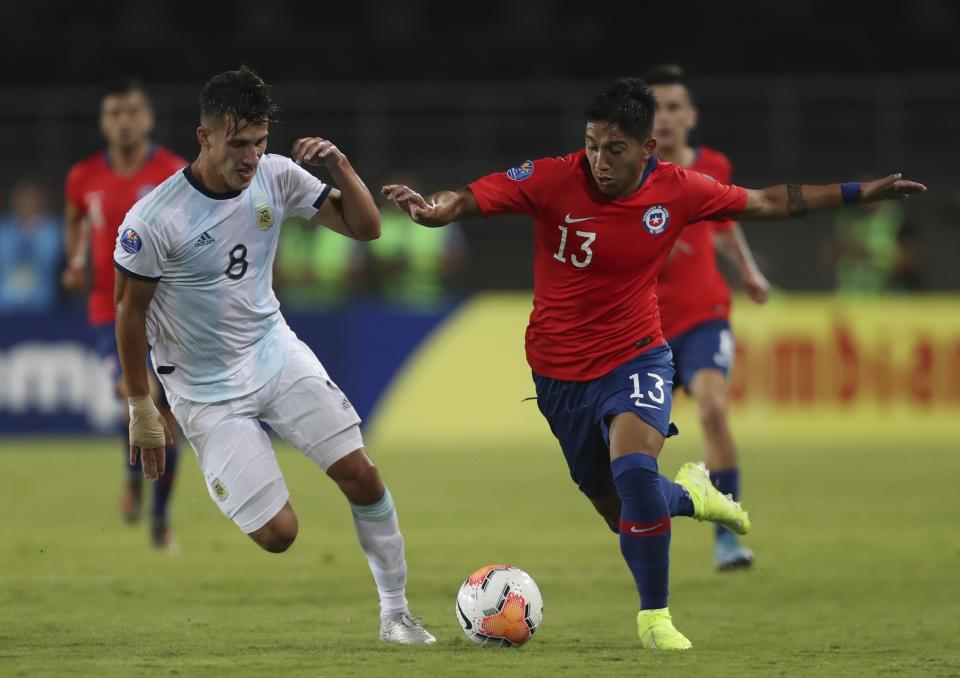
112, 67, 435, 644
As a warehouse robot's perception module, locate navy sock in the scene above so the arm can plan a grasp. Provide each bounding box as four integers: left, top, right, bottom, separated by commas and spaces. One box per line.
612, 453, 671, 611
152, 443, 179, 524
660, 475, 695, 517
710, 467, 740, 539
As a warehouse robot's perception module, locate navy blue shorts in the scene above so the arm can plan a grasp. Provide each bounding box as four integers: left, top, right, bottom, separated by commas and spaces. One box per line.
532, 345, 679, 500
667, 319, 735, 392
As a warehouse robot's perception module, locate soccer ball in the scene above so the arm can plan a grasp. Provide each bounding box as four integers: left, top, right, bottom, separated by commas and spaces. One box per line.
455, 564, 543, 647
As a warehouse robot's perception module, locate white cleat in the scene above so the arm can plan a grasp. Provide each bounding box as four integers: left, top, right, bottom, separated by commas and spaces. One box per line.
379, 612, 437, 645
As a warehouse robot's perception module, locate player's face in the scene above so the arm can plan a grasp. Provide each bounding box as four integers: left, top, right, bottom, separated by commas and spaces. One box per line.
100, 91, 154, 151
650, 84, 697, 151
584, 122, 656, 198
200, 118, 269, 191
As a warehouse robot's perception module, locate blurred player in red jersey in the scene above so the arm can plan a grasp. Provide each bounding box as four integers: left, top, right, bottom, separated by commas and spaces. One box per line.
646, 64, 769, 571
63, 80, 186, 550
383, 78, 924, 650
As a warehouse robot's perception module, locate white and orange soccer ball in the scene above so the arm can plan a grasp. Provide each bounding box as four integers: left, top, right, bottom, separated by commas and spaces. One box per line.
455, 564, 543, 647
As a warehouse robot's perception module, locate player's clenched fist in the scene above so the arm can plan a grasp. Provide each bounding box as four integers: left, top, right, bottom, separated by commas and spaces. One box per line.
292, 137, 346, 169
128, 394, 170, 480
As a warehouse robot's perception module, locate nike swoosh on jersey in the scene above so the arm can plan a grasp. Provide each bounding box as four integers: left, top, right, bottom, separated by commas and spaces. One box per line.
564, 213, 594, 223
633, 401, 662, 410
630, 523, 663, 534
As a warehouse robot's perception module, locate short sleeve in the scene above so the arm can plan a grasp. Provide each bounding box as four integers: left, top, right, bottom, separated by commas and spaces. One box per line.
709, 155, 735, 232
467, 157, 564, 217
113, 215, 167, 282
65, 164, 87, 215
276, 156, 332, 219
680, 168, 748, 223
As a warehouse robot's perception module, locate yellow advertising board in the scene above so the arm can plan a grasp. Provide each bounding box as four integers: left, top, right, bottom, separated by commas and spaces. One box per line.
368, 294, 959, 448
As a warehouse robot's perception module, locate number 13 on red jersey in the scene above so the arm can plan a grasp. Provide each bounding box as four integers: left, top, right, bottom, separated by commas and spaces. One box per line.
553, 225, 597, 268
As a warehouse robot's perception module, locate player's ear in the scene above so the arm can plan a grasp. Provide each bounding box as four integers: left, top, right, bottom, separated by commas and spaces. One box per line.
643, 136, 657, 158
144, 107, 156, 136
688, 105, 699, 132
197, 126, 210, 150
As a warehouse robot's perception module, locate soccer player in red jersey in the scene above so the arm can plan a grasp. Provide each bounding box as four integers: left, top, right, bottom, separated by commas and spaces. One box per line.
383, 78, 924, 649
646, 64, 769, 571
63, 80, 186, 549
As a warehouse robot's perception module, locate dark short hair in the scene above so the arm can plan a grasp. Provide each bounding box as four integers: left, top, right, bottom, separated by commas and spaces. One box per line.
100, 78, 150, 106
643, 64, 694, 104
199, 66, 278, 134
583, 77, 657, 140
643, 64, 688, 87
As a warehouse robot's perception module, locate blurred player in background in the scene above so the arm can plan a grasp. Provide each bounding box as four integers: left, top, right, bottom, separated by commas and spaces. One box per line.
113, 67, 435, 644
384, 78, 924, 650
63, 80, 186, 549
646, 64, 769, 571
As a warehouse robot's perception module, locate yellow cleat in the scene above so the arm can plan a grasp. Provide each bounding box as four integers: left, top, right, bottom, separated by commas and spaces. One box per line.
637, 608, 692, 650
675, 462, 751, 535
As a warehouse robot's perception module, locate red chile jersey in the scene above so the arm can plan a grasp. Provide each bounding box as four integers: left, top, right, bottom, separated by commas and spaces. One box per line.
468, 151, 747, 381
65, 146, 186, 325
656, 146, 736, 339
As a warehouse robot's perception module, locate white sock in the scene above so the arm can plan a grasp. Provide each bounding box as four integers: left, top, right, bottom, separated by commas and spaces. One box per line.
350, 486, 409, 619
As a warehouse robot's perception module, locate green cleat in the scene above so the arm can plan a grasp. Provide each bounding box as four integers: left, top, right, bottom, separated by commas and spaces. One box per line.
637, 608, 692, 650
675, 462, 751, 535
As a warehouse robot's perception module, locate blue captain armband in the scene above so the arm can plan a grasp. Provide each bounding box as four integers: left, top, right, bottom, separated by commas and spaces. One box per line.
841, 182, 861, 205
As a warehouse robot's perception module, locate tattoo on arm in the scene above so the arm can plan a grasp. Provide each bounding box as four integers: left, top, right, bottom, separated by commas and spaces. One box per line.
786, 184, 809, 217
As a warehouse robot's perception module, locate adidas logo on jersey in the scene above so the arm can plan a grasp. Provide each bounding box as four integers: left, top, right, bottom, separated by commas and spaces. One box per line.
194, 231, 215, 248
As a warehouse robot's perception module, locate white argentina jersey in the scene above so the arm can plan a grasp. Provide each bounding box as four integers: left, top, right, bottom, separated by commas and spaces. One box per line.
113, 153, 332, 402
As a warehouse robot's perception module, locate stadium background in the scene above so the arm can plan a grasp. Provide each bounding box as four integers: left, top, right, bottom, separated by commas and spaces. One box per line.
1, 2, 958, 675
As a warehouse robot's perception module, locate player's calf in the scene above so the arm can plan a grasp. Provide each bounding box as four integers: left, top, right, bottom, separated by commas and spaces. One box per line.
249, 502, 299, 553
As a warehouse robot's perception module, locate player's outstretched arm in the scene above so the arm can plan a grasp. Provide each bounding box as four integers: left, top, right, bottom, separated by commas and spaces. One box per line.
715, 224, 770, 303
739, 173, 926, 221
380, 185, 481, 228
293, 136, 381, 241
115, 272, 171, 480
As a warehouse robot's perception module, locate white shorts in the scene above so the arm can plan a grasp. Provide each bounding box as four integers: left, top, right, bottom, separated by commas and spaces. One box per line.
167, 333, 363, 534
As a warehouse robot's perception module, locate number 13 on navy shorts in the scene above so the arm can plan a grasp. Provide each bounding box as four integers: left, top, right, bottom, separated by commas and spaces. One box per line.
532, 345, 679, 499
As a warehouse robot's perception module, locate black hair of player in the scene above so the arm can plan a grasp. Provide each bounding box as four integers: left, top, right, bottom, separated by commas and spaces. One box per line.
100, 78, 151, 107
199, 66, 279, 136
642, 64, 694, 104
583, 78, 656, 141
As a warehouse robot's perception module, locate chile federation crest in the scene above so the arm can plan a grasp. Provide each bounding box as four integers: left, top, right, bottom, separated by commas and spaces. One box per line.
642, 205, 670, 235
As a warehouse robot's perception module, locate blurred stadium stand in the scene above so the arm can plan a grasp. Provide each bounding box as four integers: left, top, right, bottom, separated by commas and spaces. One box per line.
1, 73, 958, 291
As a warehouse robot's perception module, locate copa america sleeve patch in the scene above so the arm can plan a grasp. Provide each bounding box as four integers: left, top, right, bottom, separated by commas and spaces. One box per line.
506, 160, 535, 181
119, 227, 143, 254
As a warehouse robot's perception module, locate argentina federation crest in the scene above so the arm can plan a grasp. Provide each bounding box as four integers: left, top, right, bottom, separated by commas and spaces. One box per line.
642, 205, 670, 235
255, 201, 275, 230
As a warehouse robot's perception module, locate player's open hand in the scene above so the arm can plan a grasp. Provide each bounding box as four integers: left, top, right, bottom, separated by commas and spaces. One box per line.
292, 137, 347, 169
128, 395, 171, 481
381, 184, 434, 223
861, 173, 927, 203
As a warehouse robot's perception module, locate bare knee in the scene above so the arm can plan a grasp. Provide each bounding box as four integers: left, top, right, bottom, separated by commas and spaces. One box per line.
697, 393, 728, 435
328, 449, 384, 505
249, 504, 299, 553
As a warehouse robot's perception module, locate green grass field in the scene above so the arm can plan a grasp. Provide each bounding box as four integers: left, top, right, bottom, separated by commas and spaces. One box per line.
1, 433, 958, 677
